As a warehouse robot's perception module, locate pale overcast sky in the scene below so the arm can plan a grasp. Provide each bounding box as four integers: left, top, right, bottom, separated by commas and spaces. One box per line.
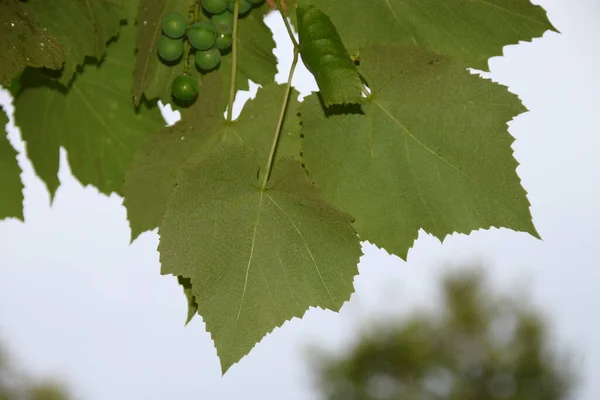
1, 1, 599, 399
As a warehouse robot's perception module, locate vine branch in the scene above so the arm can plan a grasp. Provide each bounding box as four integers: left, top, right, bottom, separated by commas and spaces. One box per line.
261, 3, 300, 189
276, 0, 298, 49
183, 1, 201, 73
261, 49, 298, 189
226, 0, 240, 123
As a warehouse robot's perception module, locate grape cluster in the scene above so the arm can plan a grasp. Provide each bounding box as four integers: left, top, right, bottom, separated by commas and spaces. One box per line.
157, 0, 265, 103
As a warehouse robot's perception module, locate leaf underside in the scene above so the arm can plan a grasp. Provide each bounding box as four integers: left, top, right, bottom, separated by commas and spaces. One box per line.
159, 141, 362, 373
26, 0, 126, 85
300, 43, 538, 259
14, 15, 163, 199
124, 80, 301, 240
0, 0, 65, 86
293, 0, 557, 70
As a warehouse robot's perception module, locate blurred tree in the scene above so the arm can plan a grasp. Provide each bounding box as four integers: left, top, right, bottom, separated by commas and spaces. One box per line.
312, 268, 577, 400
0, 341, 71, 400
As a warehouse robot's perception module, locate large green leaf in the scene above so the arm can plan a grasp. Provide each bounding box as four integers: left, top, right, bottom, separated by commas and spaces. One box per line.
27, 0, 126, 85
124, 80, 301, 240
0, 106, 23, 221
296, 5, 363, 106
133, 1, 277, 107
301, 43, 538, 259
14, 18, 164, 199
124, 72, 226, 240
159, 141, 361, 372
0, 0, 64, 86
293, 0, 557, 70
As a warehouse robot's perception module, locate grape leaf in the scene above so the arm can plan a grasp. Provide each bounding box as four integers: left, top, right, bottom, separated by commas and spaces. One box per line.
26, 0, 127, 85
132, 1, 277, 107
293, 0, 557, 71
301, 43, 539, 259
124, 80, 301, 240
0, 0, 65, 86
0, 106, 23, 221
158, 141, 362, 372
124, 72, 226, 240
296, 5, 363, 106
14, 18, 164, 199
178, 276, 198, 325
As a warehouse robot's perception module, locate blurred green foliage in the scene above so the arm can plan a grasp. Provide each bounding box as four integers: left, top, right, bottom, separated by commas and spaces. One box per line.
313, 268, 577, 400
0, 343, 71, 400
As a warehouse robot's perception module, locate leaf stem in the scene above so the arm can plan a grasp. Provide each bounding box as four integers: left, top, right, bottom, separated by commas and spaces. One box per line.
276, 0, 298, 49
226, 0, 240, 123
194, 0, 200, 21
261, 47, 299, 189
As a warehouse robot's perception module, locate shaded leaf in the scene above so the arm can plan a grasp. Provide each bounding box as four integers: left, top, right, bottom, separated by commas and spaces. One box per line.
301, 43, 538, 259
293, 0, 557, 70
296, 5, 363, 106
14, 17, 164, 199
159, 141, 361, 372
0, 106, 23, 221
27, 0, 126, 85
0, 0, 64, 86
124, 81, 301, 240
178, 276, 198, 325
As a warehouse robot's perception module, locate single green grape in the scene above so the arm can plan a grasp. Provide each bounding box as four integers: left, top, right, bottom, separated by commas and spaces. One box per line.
195, 48, 221, 71
157, 35, 184, 62
171, 74, 199, 102
227, 0, 252, 14
214, 25, 233, 51
202, 0, 228, 15
211, 10, 234, 30
187, 21, 216, 50
161, 12, 187, 38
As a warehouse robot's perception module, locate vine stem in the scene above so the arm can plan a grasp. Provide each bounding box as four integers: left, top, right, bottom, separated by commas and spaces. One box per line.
275, 0, 298, 49
261, 47, 299, 189
183, 0, 201, 73
260, 0, 301, 188
226, 0, 240, 123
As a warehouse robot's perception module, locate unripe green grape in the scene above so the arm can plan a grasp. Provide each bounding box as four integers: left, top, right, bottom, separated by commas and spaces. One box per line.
202, 0, 228, 15
157, 35, 184, 62
227, 0, 252, 14
187, 22, 216, 50
211, 10, 234, 30
171, 74, 199, 102
161, 12, 187, 38
214, 26, 233, 51
195, 48, 221, 71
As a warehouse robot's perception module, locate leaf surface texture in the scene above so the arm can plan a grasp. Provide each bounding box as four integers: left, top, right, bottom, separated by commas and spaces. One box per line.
159, 141, 361, 372
293, 0, 557, 70
124, 81, 301, 239
14, 17, 163, 198
301, 43, 538, 258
